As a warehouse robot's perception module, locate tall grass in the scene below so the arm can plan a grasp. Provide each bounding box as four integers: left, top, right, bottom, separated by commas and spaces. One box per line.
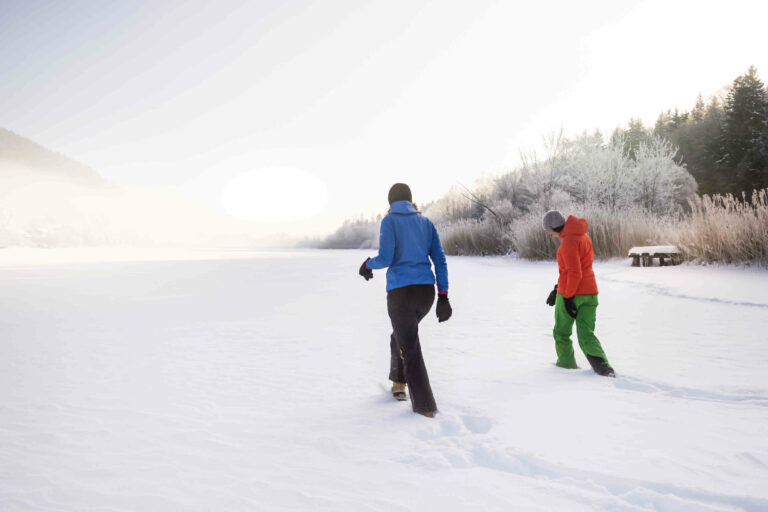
511, 207, 669, 260
509, 213, 560, 260
580, 208, 672, 259
676, 189, 768, 265
509, 189, 768, 265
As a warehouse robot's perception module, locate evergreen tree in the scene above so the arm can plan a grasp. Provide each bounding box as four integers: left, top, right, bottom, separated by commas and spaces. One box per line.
691, 93, 706, 122
719, 65, 768, 191
617, 118, 651, 160
675, 97, 725, 194
654, 110, 673, 141
641, 67, 767, 195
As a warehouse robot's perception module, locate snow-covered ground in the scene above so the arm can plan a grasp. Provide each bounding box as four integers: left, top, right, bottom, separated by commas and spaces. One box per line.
1, 249, 766, 511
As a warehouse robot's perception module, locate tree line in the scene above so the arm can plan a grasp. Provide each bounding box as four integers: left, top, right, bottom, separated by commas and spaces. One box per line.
312, 66, 768, 264
614, 65, 768, 196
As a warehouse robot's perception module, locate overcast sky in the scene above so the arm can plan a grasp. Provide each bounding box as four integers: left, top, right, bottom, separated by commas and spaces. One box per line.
2, 0, 767, 235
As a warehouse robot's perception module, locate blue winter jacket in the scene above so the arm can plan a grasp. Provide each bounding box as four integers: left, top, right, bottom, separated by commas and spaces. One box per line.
366, 201, 449, 293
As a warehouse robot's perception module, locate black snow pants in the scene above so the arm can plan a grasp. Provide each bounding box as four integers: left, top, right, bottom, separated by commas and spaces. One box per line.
387, 284, 437, 414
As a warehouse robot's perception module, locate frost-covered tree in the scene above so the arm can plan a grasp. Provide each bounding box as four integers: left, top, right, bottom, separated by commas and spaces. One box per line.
316, 215, 381, 249
633, 137, 697, 212
563, 133, 636, 212
490, 171, 533, 212
422, 186, 476, 224
517, 130, 574, 211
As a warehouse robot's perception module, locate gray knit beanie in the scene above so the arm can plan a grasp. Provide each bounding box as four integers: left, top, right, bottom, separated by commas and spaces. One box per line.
542, 210, 566, 231
388, 183, 412, 205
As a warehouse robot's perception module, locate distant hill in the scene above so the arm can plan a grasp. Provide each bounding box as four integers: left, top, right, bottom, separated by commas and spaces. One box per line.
0, 128, 112, 188
0, 128, 273, 248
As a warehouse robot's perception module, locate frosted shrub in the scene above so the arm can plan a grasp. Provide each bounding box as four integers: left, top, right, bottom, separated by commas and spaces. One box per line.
422, 187, 478, 224
490, 172, 533, 211
633, 138, 698, 213
485, 198, 523, 225
561, 134, 697, 213
317, 217, 380, 249
438, 217, 513, 256
565, 134, 637, 212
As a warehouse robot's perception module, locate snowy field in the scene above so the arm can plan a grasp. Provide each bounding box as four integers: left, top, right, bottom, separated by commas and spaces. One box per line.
1, 248, 767, 511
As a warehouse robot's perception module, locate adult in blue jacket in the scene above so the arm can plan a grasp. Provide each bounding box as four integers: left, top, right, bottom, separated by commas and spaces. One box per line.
359, 183, 451, 418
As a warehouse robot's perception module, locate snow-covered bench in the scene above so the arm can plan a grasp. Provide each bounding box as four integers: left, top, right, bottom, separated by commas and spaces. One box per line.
628, 246, 682, 267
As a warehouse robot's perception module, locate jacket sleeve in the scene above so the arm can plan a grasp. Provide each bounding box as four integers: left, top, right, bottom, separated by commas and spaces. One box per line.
366, 216, 395, 269
561, 237, 582, 298
428, 222, 449, 293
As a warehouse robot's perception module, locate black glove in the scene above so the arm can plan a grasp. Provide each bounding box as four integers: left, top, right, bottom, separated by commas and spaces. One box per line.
436, 294, 452, 322
359, 258, 373, 281
563, 296, 578, 319
546, 284, 558, 306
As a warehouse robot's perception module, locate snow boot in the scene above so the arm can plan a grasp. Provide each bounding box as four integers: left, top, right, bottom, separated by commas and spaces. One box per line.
391, 382, 407, 401
415, 409, 436, 418
586, 355, 616, 377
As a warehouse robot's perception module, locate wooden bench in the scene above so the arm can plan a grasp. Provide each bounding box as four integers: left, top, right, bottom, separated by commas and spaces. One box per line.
628, 246, 682, 267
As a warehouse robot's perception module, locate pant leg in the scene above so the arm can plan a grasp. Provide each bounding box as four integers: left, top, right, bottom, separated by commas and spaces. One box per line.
553, 294, 578, 369
389, 333, 405, 383
412, 285, 435, 323
387, 285, 436, 413
574, 295, 608, 362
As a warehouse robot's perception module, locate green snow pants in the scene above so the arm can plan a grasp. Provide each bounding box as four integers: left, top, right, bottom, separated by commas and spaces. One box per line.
553, 294, 608, 369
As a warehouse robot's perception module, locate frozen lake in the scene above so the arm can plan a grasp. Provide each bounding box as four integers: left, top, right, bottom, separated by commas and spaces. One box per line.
1, 248, 767, 511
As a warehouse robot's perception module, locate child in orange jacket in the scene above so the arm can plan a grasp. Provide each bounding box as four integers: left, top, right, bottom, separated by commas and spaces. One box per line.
543, 210, 615, 377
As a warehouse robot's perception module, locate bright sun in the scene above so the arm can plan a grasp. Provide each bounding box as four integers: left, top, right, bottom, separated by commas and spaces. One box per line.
220, 167, 329, 223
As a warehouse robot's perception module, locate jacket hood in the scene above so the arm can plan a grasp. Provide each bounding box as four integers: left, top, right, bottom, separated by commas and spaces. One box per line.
390, 201, 419, 215
560, 215, 588, 237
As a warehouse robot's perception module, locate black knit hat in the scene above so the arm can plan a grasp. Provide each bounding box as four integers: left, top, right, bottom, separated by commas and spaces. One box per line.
388, 183, 412, 205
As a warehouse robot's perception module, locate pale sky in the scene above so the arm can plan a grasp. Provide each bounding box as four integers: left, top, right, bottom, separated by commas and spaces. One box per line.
2, 0, 767, 236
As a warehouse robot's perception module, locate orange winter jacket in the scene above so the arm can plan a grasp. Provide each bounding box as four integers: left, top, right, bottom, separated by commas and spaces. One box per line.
556, 215, 599, 297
